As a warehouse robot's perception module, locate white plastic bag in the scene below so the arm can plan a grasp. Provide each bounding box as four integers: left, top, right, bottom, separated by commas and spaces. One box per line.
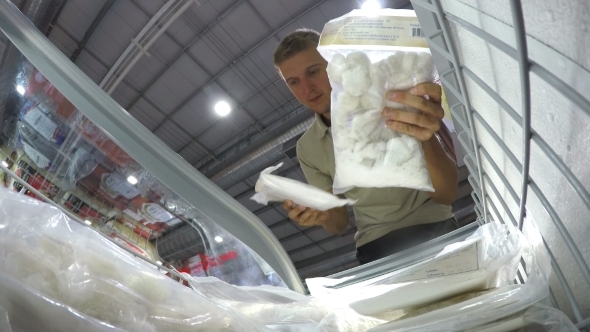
318, 9, 436, 194
469, 304, 579, 332
0, 187, 382, 332
251, 163, 356, 211
307, 222, 524, 318
368, 217, 555, 331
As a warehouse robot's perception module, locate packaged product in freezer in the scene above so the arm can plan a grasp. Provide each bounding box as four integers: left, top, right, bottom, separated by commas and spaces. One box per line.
251, 163, 356, 211
19, 100, 69, 145
24, 69, 77, 120
318, 9, 436, 194
78, 164, 142, 211
0, 187, 383, 332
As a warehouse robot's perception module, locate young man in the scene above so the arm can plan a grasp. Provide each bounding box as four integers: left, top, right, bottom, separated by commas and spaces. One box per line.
273, 29, 459, 265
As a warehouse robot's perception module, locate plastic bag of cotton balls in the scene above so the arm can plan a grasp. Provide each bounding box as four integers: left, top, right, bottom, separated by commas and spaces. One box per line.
318, 9, 436, 193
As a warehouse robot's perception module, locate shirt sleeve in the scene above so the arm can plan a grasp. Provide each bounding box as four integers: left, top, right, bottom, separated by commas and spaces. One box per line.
296, 141, 333, 191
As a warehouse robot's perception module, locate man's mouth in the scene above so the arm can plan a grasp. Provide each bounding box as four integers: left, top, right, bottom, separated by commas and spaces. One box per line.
309, 94, 322, 103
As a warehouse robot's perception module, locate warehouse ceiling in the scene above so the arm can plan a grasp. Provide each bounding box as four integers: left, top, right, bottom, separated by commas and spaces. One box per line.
12, 0, 454, 278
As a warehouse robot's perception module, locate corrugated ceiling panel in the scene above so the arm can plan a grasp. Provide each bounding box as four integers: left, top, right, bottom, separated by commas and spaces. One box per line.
177, 142, 206, 165
171, 99, 217, 138
188, 37, 230, 75
149, 33, 183, 65
167, 17, 197, 46
280, 0, 317, 17
206, 23, 244, 60
224, 181, 249, 197
132, 0, 165, 17
282, 236, 311, 253
144, 80, 179, 114
154, 120, 193, 151
111, 0, 149, 32
57, 0, 105, 41
209, 0, 238, 14
217, 69, 256, 104
272, 223, 300, 240
224, 2, 270, 49
290, 247, 324, 263
257, 209, 283, 226
129, 97, 166, 131
48, 29, 76, 58
249, 0, 289, 29
111, 81, 137, 109
173, 53, 211, 90
75, 50, 109, 84
87, 10, 137, 66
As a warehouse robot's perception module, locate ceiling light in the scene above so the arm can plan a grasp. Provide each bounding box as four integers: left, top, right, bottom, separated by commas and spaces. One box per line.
16, 85, 25, 95
84, 220, 92, 225
1, 161, 8, 168
214, 101, 231, 116
214, 236, 223, 243
127, 175, 138, 185
361, 0, 381, 10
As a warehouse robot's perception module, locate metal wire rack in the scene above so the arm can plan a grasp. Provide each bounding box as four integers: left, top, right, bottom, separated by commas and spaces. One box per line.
412, 0, 590, 329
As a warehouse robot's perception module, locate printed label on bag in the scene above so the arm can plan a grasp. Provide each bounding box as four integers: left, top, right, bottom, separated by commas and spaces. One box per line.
23, 142, 50, 169
23, 106, 59, 142
391, 242, 480, 282
100, 173, 141, 199
320, 15, 428, 47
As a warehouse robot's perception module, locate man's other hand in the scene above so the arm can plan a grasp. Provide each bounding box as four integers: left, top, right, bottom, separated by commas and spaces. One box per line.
283, 200, 330, 227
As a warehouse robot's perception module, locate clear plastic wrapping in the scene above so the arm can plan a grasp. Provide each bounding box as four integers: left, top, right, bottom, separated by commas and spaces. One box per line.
367, 218, 555, 331
0, 188, 385, 331
251, 163, 356, 211
306, 222, 524, 319
317, 9, 436, 194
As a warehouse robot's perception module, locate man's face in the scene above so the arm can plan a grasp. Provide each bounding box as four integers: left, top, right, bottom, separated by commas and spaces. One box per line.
278, 47, 332, 117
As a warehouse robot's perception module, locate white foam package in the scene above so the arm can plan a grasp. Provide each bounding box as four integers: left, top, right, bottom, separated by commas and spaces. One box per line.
317, 9, 436, 194
305, 218, 574, 331
251, 163, 356, 211
0, 188, 383, 332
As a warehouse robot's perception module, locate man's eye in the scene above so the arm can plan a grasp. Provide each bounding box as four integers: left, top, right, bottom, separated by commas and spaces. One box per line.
288, 80, 298, 86
309, 70, 318, 76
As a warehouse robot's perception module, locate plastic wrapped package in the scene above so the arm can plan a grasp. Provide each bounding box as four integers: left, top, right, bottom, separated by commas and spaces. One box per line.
0, 188, 273, 331
306, 222, 523, 318
367, 217, 554, 331
317, 9, 437, 194
251, 163, 356, 211
0, 187, 386, 331
463, 304, 580, 332
184, 275, 386, 332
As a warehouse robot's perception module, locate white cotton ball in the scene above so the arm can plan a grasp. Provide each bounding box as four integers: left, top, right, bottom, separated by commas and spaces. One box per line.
389, 73, 415, 90
351, 109, 383, 141
401, 52, 417, 72
361, 84, 386, 110
379, 126, 393, 141
342, 66, 371, 96
334, 91, 360, 113
345, 51, 371, 70
385, 136, 414, 166
383, 52, 405, 77
414, 51, 434, 72
327, 53, 346, 83
413, 52, 435, 83
369, 61, 388, 87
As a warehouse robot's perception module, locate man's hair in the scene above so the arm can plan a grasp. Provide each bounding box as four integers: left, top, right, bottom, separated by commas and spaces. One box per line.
273, 28, 320, 68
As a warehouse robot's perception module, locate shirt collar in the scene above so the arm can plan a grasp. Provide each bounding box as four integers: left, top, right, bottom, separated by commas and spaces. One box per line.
312, 113, 329, 138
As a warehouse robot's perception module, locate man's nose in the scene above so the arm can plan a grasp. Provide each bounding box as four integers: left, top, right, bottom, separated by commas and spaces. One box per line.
301, 77, 314, 95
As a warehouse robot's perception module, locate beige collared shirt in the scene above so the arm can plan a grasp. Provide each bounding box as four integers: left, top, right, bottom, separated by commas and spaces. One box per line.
296, 113, 453, 247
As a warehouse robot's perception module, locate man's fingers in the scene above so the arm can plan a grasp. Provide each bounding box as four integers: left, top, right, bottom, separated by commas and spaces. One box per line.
386, 91, 444, 119
383, 108, 440, 132
288, 206, 305, 221
299, 208, 317, 223
386, 120, 433, 141
409, 83, 442, 103
282, 200, 294, 210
